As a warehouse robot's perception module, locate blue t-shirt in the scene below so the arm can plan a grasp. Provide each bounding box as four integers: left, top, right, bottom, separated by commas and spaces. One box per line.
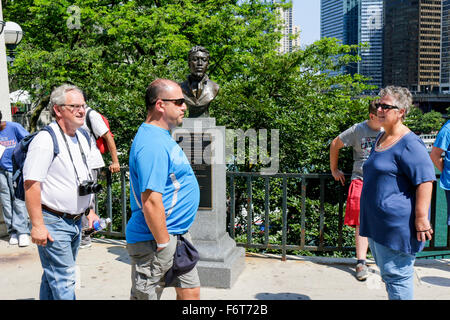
0, 122, 29, 171
433, 120, 450, 190
126, 123, 200, 244
360, 132, 436, 255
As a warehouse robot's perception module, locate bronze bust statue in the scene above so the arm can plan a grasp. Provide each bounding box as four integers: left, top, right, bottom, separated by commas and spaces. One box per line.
180, 46, 219, 118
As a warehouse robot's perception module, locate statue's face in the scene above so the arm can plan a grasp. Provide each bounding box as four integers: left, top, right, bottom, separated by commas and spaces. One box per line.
189, 51, 209, 79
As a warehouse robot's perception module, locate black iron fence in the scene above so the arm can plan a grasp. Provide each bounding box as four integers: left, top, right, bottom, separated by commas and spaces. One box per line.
227, 172, 450, 261
96, 169, 450, 261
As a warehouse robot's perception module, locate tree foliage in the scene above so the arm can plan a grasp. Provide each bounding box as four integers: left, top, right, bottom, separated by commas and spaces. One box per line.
404, 107, 444, 135
3, 0, 372, 173
3, 1, 383, 255
4, 0, 284, 163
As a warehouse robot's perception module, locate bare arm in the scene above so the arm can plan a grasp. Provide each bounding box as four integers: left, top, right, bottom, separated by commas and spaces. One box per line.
429, 146, 444, 173
415, 181, 434, 242
24, 180, 54, 246
330, 136, 346, 186
102, 131, 120, 173
141, 189, 170, 251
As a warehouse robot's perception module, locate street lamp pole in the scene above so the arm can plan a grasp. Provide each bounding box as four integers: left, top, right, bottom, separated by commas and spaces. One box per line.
4, 21, 23, 66
0, 1, 11, 122
0, 1, 9, 237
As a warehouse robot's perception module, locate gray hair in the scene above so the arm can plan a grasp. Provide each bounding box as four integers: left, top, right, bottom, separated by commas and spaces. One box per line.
379, 86, 413, 120
49, 84, 83, 117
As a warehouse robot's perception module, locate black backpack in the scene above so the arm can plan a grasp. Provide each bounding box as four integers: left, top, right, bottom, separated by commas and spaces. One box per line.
12, 125, 91, 201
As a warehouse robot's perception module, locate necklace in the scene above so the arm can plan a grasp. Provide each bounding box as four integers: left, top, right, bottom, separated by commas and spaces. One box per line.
375, 131, 409, 152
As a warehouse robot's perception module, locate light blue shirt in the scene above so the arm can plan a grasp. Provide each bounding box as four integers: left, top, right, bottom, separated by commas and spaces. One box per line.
433, 120, 450, 190
126, 123, 200, 244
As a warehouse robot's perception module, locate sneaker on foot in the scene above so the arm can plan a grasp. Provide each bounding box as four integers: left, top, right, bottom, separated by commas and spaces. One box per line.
18, 234, 30, 247
355, 263, 369, 281
9, 233, 18, 245
79, 236, 92, 249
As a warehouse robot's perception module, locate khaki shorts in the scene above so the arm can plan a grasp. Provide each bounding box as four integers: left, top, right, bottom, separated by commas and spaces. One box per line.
126, 232, 200, 300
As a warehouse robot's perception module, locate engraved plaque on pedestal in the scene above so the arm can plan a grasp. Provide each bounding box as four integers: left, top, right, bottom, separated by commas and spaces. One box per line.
172, 118, 245, 288
175, 132, 212, 209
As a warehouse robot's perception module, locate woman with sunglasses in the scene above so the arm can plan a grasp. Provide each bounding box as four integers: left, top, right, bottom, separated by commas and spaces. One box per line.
359, 86, 436, 300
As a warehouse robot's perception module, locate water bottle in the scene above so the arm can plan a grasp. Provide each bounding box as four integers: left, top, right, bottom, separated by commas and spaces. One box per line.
84, 218, 111, 235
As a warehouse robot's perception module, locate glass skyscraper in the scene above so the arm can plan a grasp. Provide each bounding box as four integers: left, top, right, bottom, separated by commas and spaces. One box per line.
320, 0, 345, 76
359, 0, 383, 88
320, 0, 384, 88
321, 0, 344, 40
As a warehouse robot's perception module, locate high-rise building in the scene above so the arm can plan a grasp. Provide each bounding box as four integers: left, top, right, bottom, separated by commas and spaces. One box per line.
441, 0, 450, 91
292, 25, 301, 50
359, 0, 383, 87
321, 0, 344, 40
320, 0, 345, 76
277, 2, 300, 53
384, 0, 442, 93
343, 0, 360, 75
320, 0, 384, 88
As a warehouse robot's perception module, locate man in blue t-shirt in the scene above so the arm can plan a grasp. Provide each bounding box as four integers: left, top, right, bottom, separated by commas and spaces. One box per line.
0, 111, 30, 246
126, 79, 200, 300
430, 120, 450, 226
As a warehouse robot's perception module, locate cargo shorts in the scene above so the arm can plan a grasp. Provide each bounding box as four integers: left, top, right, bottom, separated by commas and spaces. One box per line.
126, 232, 200, 300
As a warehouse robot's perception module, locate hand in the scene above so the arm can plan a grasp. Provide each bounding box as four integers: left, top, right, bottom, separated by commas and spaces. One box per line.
415, 217, 433, 242
156, 237, 170, 252
331, 169, 345, 186
109, 162, 120, 173
87, 209, 100, 228
31, 225, 54, 246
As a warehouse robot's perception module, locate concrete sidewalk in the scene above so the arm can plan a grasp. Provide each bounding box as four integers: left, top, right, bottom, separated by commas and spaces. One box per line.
1, 236, 449, 300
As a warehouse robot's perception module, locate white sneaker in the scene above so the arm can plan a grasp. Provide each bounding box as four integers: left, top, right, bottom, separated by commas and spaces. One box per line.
18, 234, 30, 247
9, 234, 18, 245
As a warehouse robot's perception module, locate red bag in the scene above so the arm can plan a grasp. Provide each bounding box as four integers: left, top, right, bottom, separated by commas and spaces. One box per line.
96, 114, 113, 154
86, 109, 114, 154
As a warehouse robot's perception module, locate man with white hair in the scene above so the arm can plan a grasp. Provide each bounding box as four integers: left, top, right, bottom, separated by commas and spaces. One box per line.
23, 83, 100, 300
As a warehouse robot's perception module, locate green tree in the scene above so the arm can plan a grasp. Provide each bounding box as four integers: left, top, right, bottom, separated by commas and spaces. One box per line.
4, 0, 377, 254
404, 107, 444, 134
4, 0, 370, 173
214, 38, 374, 174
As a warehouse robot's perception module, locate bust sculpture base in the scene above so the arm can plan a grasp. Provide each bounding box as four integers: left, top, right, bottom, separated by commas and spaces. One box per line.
172, 118, 245, 288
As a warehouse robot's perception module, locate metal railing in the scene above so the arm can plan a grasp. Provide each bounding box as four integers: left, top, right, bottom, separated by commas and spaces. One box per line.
96, 169, 450, 261
95, 168, 129, 238
227, 172, 450, 261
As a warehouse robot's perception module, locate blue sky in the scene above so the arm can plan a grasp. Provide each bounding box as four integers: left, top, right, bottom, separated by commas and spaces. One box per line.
292, 0, 321, 46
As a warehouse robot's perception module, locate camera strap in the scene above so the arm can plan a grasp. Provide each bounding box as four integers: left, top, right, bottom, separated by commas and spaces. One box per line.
56, 123, 93, 184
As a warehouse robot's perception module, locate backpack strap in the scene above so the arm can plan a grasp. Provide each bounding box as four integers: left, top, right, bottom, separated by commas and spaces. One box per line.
77, 127, 92, 149
41, 125, 59, 157
85, 108, 98, 139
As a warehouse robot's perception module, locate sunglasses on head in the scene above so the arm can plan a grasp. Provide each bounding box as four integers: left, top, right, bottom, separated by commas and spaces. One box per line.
377, 103, 399, 110
161, 98, 185, 106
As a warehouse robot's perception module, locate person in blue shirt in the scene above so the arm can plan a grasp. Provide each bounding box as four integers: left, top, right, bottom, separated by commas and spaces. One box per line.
360, 86, 435, 300
430, 121, 450, 226
126, 79, 200, 300
0, 111, 30, 247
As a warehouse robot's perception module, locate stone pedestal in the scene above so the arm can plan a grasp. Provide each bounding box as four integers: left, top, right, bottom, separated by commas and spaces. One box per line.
172, 118, 245, 288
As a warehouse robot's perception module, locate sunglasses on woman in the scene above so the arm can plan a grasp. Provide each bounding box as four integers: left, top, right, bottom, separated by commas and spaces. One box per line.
377, 103, 399, 110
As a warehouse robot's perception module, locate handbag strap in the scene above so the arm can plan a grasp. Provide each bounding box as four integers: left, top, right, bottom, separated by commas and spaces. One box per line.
130, 178, 142, 209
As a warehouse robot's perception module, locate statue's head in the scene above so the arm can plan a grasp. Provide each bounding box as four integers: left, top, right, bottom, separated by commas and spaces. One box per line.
188, 46, 210, 79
